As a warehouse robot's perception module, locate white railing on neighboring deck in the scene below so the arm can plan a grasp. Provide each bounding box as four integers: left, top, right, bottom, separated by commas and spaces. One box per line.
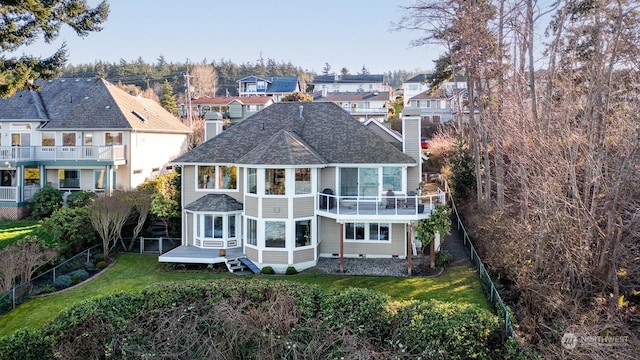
0, 186, 17, 202
0, 145, 125, 162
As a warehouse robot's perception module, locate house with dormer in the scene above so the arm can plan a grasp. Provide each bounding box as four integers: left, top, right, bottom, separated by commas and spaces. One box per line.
160, 102, 445, 273
0, 78, 191, 219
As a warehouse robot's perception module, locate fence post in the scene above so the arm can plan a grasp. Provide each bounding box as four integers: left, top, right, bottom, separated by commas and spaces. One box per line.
86, 248, 90, 263
159, 237, 163, 254
140, 237, 144, 254
12, 287, 15, 310
53, 267, 56, 282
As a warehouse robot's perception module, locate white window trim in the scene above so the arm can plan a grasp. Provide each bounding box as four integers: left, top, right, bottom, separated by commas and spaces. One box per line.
344, 222, 392, 243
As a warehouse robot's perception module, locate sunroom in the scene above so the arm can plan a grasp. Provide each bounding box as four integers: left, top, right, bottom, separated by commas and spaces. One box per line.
184, 194, 243, 250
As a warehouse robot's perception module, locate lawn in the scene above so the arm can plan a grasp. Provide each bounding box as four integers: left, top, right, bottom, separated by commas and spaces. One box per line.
0, 220, 43, 250
0, 253, 491, 338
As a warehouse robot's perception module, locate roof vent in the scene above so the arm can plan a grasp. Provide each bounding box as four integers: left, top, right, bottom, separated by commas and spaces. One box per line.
84, 96, 89, 100
299, 105, 303, 119
132, 110, 147, 122
105, 105, 111, 109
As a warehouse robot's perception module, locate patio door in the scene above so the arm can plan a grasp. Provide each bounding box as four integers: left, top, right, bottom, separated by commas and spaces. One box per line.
339, 167, 379, 198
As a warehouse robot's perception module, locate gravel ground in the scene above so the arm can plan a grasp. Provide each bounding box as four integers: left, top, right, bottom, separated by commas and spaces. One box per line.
311, 257, 419, 277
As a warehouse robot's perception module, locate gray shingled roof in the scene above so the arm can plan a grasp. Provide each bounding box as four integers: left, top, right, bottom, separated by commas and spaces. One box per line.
238, 130, 326, 165
173, 102, 415, 166
184, 194, 244, 212
0, 78, 191, 133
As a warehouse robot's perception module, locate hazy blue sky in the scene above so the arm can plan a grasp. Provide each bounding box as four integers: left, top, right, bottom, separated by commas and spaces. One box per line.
13, 0, 445, 74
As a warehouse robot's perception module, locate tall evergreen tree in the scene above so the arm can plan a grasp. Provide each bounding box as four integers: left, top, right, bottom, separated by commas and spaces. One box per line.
0, 0, 109, 97
160, 80, 178, 115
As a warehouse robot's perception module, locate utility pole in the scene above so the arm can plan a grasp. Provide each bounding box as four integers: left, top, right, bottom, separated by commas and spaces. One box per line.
183, 60, 194, 127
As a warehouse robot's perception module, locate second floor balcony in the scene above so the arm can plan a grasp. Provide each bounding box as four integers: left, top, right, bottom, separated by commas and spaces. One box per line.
0, 145, 125, 163
317, 189, 446, 221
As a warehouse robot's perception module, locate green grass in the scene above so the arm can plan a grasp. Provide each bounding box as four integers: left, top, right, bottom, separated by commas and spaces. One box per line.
0, 253, 490, 338
0, 220, 42, 249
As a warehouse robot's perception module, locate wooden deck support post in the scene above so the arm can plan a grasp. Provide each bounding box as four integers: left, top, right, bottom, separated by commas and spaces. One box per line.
407, 224, 412, 276
340, 223, 344, 273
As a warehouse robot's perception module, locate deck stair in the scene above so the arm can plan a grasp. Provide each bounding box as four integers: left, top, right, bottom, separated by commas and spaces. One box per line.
225, 258, 247, 273
238, 257, 262, 274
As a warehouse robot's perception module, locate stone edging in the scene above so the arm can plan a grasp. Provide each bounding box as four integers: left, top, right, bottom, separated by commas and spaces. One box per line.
32, 260, 116, 298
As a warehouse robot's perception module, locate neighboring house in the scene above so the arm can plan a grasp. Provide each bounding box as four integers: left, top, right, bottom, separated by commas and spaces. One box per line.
402, 73, 466, 107
237, 76, 302, 102
312, 90, 391, 122
0, 78, 191, 219
190, 95, 274, 124
312, 74, 391, 93
161, 102, 445, 273
407, 88, 455, 124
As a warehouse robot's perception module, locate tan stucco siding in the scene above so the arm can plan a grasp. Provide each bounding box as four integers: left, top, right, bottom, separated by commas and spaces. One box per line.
263, 250, 288, 264
293, 248, 315, 263
244, 196, 259, 217
261, 198, 288, 218
293, 196, 314, 217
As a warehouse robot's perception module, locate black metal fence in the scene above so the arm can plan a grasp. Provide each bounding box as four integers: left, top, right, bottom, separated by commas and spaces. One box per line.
448, 193, 516, 338
0, 245, 103, 316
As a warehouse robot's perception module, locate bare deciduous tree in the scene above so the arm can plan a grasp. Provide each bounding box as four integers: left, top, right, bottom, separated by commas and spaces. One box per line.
88, 191, 132, 261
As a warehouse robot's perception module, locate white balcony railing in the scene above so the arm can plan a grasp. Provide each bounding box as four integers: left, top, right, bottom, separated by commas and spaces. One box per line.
317, 190, 446, 217
0, 145, 125, 162
349, 108, 388, 115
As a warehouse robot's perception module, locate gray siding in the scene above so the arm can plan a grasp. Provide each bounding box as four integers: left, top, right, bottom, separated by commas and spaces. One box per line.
318, 217, 341, 254
185, 212, 194, 245
403, 115, 422, 191
293, 248, 315, 263
293, 196, 314, 217
319, 221, 406, 257
229, 103, 243, 118
244, 196, 259, 217
319, 167, 336, 193
246, 247, 258, 262
261, 198, 288, 218
182, 166, 199, 205
263, 250, 288, 264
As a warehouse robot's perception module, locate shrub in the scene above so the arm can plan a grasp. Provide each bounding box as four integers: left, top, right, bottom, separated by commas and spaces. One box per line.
93, 253, 105, 262
285, 266, 298, 275
53, 275, 72, 290
0, 328, 51, 360
391, 300, 501, 359
320, 288, 392, 343
40, 207, 98, 256
261, 266, 275, 274
68, 269, 89, 281
66, 190, 97, 208
435, 250, 453, 267
84, 261, 98, 272
28, 186, 63, 219
96, 261, 107, 270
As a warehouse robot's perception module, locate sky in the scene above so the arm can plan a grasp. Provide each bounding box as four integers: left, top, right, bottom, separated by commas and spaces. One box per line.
11, 0, 445, 74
